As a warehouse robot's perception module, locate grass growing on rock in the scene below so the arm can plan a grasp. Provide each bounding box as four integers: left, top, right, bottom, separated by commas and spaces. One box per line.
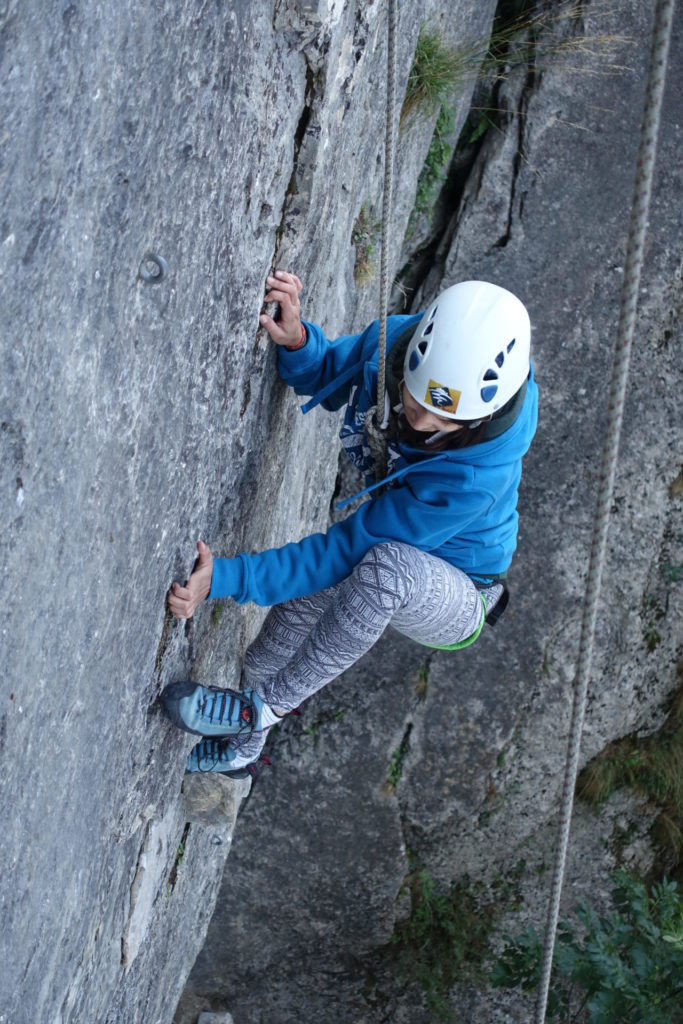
352, 204, 380, 284
402, 5, 633, 231
388, 861, 527, 1021
402, 28, 462, 121
403, 4, 631, 125
577, 675, 683, 869
409, 104, 455, 228
385, 724, 412, 791
391, 870, 498, 1021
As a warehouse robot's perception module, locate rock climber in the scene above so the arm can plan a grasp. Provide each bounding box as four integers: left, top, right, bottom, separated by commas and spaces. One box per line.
161, 270, 538, 778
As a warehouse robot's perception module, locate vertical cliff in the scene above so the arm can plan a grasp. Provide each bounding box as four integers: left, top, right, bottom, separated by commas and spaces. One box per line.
182, 2, 682, 1022
1, 1, 498, 1022
2, 1, 680, 1023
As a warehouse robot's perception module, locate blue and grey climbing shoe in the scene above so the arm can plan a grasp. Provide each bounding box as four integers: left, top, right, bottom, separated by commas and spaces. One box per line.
160, 682, 266, 738
187, 738, 272, 780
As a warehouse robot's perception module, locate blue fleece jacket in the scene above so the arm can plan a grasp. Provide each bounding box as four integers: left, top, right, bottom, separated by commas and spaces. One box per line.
209, 315, 538, 606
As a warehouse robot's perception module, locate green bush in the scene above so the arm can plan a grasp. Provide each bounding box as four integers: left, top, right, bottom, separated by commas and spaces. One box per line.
392, 870, 497, 1021
491, 871, 683, 1023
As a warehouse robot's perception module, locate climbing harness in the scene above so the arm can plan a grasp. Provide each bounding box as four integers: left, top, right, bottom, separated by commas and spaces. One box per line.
534, 3, 675, 1021
365, 0, 397, 482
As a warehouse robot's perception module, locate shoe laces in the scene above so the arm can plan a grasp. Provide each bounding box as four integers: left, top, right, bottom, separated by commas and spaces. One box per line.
198, 689, 255, 731
198, 738, 233, 773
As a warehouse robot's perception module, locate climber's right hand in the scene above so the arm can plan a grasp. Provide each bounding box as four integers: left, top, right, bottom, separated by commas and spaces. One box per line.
168, 540, 214, 619
259, 270, 304, 347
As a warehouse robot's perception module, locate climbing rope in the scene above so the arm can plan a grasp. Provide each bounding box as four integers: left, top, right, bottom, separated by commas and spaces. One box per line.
365, 0, 398, 482
534, 2, 675, 1021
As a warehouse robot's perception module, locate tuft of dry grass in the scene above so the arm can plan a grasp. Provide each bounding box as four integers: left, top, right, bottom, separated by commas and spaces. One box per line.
401, 3, 634, 126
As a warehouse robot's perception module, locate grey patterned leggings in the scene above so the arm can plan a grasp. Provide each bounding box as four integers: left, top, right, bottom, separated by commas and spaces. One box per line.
223, 541, 500, 767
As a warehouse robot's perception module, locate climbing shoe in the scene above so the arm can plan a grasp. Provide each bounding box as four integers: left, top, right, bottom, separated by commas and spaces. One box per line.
186, 738, 273, 780
160, 682, 266, 738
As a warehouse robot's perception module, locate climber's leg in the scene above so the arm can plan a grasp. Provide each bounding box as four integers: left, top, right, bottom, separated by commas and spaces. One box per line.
172, 543, 501, 773
242, 587, 339, 688
251, 541, 488, 713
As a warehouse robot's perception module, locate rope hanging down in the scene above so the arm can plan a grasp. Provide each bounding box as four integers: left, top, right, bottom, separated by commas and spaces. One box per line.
534, 3, 675, 1021
365, 0, 398, 482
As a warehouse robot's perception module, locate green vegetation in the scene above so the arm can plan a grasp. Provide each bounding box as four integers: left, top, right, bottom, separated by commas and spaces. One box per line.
408, 104, 455, 233
402, 7, 632, 229
390, 859, 682, 1021
577, 680, 683, 866
415, 662, 430, 700
387, 746, 404, 788
663, 563, 682, 583
642, 592, 665, 652
405, 73, 495, 235
303, 707, 345, 739
391, 870, 498, 1022
389, 861, 526, 1021
402, 28, 462, 121
352, 204, 380, 284
491, 871, 683, 1023
211, 604, 223, 627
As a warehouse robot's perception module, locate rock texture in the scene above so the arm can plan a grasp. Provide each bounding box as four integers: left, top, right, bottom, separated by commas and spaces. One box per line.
183, 2, 682, 1023
0, 1, 496, 1023
2, 1, 680, 1022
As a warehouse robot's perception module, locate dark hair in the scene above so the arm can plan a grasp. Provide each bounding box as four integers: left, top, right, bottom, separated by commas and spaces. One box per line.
393, 412, 490, 451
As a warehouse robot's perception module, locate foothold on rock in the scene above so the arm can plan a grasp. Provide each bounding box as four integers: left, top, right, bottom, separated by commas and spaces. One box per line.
197, 1012, 234, 1024
181, 773, 250, 827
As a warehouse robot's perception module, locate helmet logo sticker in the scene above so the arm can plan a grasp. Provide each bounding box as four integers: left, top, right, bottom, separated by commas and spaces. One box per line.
424, 379, 461, 414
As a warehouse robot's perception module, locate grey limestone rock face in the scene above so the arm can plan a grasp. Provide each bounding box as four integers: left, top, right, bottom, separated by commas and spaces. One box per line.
0, 1, 495, 1022
2, 0, 680, 1022
181, 773, 250, 829
182, 2, 682, 1022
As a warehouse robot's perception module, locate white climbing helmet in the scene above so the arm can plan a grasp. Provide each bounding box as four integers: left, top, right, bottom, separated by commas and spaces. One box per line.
403, 280, 531, 421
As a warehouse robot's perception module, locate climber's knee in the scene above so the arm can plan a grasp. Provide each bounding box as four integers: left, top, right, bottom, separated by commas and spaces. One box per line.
353, 542, 417, 607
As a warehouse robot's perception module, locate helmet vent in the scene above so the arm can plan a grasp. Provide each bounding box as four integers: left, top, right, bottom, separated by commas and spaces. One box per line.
428, 305, 438, 320
507, 338, 516, 353
409, 351, 420, 372
481, 385, 498, 403
417, 339, 429, 355
483, 369, 498, 381
422, 321, 434, 337
495, 351, 505, 368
